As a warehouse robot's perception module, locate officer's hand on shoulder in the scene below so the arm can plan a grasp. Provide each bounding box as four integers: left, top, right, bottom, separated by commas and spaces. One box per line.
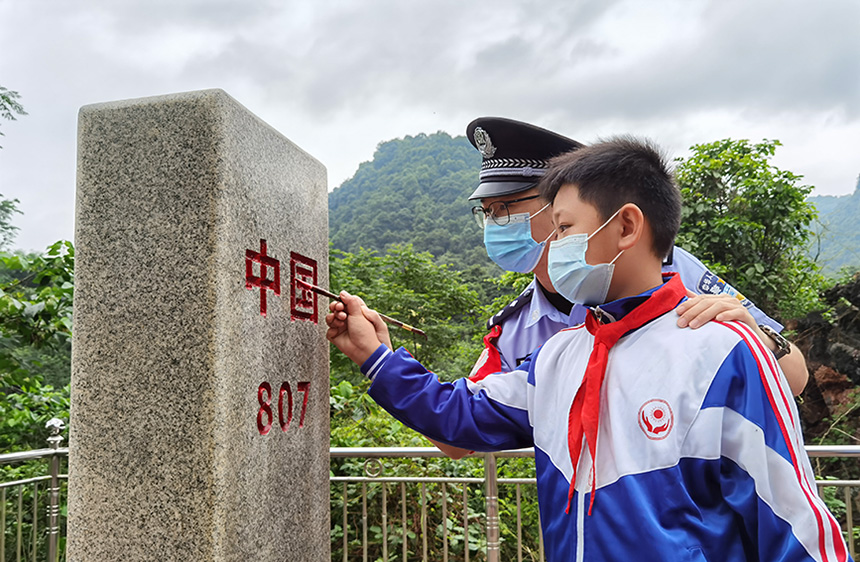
676, 291, 755, 330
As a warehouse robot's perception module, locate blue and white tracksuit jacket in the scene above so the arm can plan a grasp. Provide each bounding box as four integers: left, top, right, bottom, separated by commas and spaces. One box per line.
363, 307, 850, 561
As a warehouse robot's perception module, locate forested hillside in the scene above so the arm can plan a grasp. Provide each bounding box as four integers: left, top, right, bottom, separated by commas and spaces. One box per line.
809, 177, 860, 277
328, 132, 501, 290
330, 133, 860, 285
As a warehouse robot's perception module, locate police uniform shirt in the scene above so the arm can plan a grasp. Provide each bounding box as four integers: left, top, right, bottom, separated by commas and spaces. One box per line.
662, 246, 783, 331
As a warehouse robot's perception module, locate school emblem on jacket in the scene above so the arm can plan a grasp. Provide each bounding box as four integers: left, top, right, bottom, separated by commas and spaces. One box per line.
638, 399, 674, 440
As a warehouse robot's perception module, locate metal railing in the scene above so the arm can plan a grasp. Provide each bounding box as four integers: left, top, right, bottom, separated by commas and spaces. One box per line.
331, 446, 860, 562
3, 437, 859, 561
330, 447, 526, 562
0, 419, 67, 562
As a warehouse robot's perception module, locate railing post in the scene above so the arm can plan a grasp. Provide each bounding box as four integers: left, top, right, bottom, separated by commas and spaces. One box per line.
483, 453, 500, 562
46, 418, 65, 562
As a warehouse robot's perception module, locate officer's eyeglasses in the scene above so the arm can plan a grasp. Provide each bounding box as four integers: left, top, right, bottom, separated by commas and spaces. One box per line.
471, 194, 541, 229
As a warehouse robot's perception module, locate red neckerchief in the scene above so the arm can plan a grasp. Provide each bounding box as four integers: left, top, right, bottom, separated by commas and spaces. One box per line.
566, 273, 685, 515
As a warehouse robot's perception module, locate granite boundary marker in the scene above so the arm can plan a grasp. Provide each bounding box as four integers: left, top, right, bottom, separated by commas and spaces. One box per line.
69, 89, 329, 561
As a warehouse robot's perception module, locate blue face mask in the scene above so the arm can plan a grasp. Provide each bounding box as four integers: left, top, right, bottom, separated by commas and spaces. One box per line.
547, 209, 623, 305
483, 203, 553, 273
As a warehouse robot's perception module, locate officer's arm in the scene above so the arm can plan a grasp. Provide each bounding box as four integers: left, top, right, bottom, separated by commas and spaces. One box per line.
426, 438, 474, 459
773, 342, 806, 396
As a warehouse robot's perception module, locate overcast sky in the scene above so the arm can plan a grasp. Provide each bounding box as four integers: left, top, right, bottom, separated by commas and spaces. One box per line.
1, 0, 858, 253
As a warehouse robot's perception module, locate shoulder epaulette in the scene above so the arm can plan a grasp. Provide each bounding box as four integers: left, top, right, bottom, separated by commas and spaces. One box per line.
486, 287, 534, 330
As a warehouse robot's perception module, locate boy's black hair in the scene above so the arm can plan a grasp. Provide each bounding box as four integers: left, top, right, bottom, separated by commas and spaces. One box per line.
538, 136, 681, 258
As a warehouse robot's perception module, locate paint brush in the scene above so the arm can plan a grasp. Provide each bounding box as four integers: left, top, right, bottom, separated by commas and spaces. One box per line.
297, 279, 428, 339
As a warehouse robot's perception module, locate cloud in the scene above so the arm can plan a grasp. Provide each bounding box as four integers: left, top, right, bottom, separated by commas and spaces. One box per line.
0, 0, 857, 251
541, 0, 860, 122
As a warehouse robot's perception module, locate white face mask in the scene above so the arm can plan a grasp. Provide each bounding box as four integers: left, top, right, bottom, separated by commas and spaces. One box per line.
547, 209, 623, 305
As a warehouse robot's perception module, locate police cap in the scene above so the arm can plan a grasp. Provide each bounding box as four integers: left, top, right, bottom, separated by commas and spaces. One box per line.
466, 117, 584, 201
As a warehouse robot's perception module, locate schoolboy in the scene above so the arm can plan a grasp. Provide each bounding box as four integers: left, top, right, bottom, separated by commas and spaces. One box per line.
326, 137, 849, 561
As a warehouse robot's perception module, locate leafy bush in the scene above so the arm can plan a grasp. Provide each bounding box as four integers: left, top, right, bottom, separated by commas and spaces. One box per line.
675, 139, 825, 321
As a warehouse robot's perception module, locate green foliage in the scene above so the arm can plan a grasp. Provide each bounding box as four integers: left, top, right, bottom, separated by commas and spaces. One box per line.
329, 243, 485, 385
675, 138, 825, 321
485, 271, 532, 314
330, 476, 491, 562
0, 86, 27, 148
0, 241, 74, 388
330, 379, 425, 448
0, 241, 74, 453
328, 131, 507, 302
329, 132, 479, 259
0, 382, 69, 453
808, 178, 860, 278
0, 236, 72, 556
0, 194, 21, 251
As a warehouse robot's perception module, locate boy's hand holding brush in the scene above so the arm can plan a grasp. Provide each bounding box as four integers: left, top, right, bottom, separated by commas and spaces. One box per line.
296, 279, 426, 365
324, 290, 392, 364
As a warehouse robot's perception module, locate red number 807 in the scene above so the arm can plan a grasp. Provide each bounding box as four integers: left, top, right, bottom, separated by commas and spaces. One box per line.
257, 381, 310, 435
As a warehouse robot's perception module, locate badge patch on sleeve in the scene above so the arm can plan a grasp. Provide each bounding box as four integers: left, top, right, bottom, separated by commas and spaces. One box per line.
697, 272, 752, 308
468, 348, 490, 379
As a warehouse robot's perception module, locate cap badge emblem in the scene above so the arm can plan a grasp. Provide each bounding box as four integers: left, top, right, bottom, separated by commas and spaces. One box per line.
473, 127, 497, 158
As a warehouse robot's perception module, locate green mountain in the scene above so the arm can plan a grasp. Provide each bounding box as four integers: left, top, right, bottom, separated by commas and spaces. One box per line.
328, 132, 500, 283
808, 176, 860, 277
329, 131, 860, 284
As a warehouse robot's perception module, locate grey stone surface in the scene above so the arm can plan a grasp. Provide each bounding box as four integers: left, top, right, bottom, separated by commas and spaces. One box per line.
69, 89, 329, 561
